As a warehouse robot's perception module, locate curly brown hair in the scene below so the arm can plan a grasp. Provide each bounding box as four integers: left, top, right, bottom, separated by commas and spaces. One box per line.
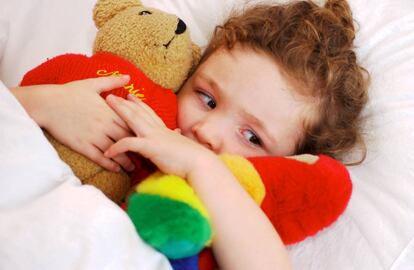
201, 0, 369, 164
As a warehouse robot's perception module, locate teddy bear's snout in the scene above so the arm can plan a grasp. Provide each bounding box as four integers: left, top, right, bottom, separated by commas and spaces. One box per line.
175, 19, 187, 35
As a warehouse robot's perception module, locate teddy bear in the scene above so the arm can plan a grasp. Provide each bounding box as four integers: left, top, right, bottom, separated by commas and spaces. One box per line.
20, 0, 201, 204
19, 0, 353, 269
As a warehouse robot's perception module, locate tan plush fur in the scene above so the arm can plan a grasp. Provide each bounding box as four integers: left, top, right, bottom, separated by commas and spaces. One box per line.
93, 0, 200, 91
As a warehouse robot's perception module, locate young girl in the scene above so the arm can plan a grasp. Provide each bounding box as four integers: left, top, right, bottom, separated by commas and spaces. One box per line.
11, 0, 368, 269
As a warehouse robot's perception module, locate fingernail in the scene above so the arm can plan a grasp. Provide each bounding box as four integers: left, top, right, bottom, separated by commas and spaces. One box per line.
114, 165, 121, 172
126, 164, 135, 171
121, 75, 130, 81
107, 94, 120, 102
127, 94, 138, 100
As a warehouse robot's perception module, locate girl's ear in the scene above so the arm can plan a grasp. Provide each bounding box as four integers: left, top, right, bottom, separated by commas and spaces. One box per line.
93, 0, 142, 29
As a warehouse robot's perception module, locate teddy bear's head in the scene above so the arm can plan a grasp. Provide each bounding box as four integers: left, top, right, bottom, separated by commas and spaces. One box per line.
93, 0, 200, 92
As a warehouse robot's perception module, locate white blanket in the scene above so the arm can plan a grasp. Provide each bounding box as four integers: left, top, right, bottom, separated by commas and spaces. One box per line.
0, 82, 171, 269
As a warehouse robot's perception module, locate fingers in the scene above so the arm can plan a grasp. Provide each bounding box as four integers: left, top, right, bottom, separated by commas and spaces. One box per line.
112, 115, 130, 131
84, 144, 121, 172
105, 137, 143, 159
112, 153, 135, 171
86, 75, 130, 94
106, 95, 138, 126
106, 94, 163, 136
93, 134, 135, 172
91, 78, 132, 131
109, 98, 141, 135
107, 120, 133, 141
127, 94, 165, 127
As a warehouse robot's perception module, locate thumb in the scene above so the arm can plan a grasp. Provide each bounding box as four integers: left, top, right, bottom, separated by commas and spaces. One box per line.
88, 75, 130, 94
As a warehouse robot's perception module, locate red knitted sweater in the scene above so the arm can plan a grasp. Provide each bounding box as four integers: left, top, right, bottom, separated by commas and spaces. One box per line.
21, 52, 178, 129
21, 52, 177, 180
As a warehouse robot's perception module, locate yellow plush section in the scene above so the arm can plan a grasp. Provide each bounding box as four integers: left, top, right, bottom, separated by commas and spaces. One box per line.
136, 172, 210, 219
220, 154, 265, 205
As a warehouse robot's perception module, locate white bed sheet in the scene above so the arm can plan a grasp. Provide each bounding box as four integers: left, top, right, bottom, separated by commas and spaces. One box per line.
0, 0, 413, 269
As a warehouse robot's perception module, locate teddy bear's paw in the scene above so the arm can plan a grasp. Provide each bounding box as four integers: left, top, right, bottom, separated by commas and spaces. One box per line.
83, 169, 130, 204
44, 131, 130, 204
45, 131, 103, 179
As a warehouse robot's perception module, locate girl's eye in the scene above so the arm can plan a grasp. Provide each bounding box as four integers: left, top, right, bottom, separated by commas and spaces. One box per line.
241, 129, 262, 146
197, 91, 216, 109
139, 11, 152, 15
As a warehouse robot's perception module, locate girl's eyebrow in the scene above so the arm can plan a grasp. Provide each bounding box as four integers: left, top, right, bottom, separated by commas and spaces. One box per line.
197, 72, 223, 94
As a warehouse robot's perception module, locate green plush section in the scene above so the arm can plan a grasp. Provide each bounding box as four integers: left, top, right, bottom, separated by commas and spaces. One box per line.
127, 193, 212, 259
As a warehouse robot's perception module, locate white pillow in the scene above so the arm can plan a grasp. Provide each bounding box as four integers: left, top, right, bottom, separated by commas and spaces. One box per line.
287, 1, 414, 269
0, 0, 413, 269
346, 0, 414, 267
0, 20, 7, 63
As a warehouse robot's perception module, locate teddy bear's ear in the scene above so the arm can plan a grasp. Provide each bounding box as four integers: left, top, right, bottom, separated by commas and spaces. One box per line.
93, 0, 142, 29
190, 43, 202, 73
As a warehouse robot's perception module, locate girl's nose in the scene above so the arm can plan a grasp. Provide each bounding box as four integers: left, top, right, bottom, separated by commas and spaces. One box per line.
191, 119, 222, 152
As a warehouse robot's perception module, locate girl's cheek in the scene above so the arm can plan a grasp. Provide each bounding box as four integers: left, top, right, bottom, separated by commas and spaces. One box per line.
177, 100, 195, 130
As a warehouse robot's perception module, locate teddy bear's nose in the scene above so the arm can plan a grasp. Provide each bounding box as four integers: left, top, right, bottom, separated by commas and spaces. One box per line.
175, 19, 187, 35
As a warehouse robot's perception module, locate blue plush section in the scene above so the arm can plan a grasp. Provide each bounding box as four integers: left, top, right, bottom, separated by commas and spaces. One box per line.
170, 255, 199, 270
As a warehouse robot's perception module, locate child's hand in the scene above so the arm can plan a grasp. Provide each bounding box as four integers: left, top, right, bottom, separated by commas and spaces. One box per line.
12, 76, 136, 172
104, 94, 217, 179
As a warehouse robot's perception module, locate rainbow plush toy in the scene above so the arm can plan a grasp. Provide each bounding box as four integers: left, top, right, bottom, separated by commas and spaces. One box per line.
127, 154, 352, 270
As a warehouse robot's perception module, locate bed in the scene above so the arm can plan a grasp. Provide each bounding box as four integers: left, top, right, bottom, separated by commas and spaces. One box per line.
0, 0, 413, 269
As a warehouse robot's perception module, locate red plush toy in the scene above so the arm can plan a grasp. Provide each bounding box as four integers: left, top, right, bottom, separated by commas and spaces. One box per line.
199, 154, 351, 270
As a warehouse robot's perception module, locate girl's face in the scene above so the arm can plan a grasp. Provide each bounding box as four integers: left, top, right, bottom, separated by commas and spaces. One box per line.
177, 46, 315, 157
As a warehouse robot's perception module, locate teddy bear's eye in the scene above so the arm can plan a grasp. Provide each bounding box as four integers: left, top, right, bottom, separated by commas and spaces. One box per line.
139, 11, 152, 16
